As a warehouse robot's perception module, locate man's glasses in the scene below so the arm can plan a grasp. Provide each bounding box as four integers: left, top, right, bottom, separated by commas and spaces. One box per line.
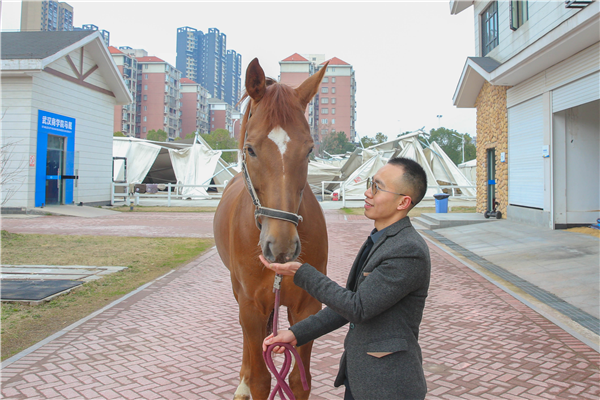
366, 177, 414, 205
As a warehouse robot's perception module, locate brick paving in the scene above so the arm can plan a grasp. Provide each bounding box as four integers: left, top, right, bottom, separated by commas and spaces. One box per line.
1, 211, 599, 399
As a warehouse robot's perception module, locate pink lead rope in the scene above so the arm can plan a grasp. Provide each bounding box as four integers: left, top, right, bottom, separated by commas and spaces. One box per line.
262, 274, 309, 400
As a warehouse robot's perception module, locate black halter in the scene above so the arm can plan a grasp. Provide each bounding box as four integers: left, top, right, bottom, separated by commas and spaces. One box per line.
241, 111, 303, 231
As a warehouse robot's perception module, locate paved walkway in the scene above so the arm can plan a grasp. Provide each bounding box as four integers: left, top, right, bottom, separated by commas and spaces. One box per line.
1, 211, 599, 399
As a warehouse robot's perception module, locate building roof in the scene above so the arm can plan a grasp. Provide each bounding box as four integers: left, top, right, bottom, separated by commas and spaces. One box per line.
181, 78, 197, 84
137, 56, 165, 63
281, 53, 309, 62
1, 31, 132, 105
1, 31, 95, 60
321, 57, 350, 66
108, 46, 123, 54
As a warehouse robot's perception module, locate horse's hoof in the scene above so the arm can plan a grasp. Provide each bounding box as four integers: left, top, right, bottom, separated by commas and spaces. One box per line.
233, 395, 250, 400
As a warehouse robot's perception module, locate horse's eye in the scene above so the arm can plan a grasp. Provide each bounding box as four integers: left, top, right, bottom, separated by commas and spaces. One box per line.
307, 148, 313, 158
247, 146, 256, 157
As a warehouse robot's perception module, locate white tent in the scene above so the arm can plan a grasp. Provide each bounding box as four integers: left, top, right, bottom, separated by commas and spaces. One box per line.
112, 136, 236, 198
328, 131, 476, 200
458, 159, 476, 184
168, 142, 222, 198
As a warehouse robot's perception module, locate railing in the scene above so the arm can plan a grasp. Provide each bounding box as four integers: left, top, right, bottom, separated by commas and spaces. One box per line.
111, 182, 226, 207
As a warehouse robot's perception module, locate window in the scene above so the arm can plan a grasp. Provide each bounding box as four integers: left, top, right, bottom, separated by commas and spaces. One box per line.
323, 77, 328, 83
321, 98, 329, 104
144, 106, 147, 111
143, 95, 147, 101
321, 87, 328, 93
332, 108, 336, 115
143, 116, 147, 122
321, 118, 328, 124
321, 108, 328, 114
332, 88, 336, 94
332, 119, 336, 124
144, 84, 148, 90
145, 74, 148, 80
332, 77, 336, 83
331, 98, 336, 104
143, 126, 147, 133
481, 1, 499, 56
510, 1, 528, 31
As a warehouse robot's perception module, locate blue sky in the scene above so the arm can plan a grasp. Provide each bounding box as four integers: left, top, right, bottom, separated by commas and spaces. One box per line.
2, 1, 477, 139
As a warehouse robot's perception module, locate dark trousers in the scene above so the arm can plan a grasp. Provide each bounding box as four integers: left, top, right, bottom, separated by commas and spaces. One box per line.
344, 378, 355, 400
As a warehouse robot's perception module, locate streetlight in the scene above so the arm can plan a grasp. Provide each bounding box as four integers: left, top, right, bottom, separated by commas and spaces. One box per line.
450, 132, 465, 164
436, 115, 443, 128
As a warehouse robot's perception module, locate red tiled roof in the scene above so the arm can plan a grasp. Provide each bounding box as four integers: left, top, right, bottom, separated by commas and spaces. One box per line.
108, 46, 123, 54
180, 78, 197, 84
137, 56, 165, 63
321, 57, 350, 66
281, 53, 309, 62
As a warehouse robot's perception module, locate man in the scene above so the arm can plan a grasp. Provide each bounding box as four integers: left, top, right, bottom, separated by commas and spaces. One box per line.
260, 157, 431, 400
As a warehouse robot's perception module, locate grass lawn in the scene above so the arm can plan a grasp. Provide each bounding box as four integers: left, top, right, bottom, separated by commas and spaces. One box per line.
110, 205, 217, 213
340, 206, 477, 218
0, 231, 214, 361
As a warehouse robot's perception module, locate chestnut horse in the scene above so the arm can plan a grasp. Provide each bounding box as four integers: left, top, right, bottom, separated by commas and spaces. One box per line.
213, 58, 328, 400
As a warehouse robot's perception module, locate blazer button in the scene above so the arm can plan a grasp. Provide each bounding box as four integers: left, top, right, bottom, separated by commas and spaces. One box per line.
350, 323, 355, 329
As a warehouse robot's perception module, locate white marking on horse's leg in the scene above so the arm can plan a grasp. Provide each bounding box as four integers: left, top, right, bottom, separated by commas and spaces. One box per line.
268, 127, 291, 173
234, 377, 251, 399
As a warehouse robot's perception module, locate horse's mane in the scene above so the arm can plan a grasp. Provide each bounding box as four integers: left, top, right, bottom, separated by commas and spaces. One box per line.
238, 78, 303, 150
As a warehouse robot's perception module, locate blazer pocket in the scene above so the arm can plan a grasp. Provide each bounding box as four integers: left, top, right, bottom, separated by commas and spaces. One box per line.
366, 337, 408, 358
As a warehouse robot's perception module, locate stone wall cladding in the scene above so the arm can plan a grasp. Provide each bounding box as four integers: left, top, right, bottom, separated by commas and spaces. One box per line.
474, 82, 510, 216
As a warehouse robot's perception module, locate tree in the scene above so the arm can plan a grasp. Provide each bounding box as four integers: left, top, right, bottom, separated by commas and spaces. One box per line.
113, 131, 125, 137
375, 132, 388, 144
360, 136, 376, 148
319, 131, 355, 156
146, 129, 168, 142
427, 127, 476, 165
201, 129, 238, 163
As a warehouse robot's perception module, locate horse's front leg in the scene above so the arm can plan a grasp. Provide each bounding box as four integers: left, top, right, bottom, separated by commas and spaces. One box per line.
286, 297, 323, 400
235, 297, 272, 400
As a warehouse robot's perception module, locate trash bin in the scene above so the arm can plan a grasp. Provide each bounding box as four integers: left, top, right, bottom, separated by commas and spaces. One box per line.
433, 193, 450, 213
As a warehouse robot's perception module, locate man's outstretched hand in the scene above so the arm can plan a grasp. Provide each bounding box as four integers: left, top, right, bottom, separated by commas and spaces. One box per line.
259, 255, 302, 277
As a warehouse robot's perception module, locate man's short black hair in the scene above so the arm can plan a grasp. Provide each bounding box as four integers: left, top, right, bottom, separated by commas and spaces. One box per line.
387, 157, 428, 206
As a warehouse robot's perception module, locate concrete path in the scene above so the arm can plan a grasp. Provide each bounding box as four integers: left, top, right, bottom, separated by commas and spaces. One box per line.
1, 210, 598, 399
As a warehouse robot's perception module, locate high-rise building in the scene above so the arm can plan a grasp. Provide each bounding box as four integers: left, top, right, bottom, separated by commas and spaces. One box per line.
180, 78, 210, 136
21, 0, 74, 32
135, 55, 181, 140
316, 57, 357, 142
176, 26, 242, 110
208, 98, 233, 134
279, 54, 357, 143
109, 46, 138, 137
74, 24, 109, 46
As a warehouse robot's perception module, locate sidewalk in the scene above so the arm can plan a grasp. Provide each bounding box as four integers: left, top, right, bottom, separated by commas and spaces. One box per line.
1, 210, 598, 399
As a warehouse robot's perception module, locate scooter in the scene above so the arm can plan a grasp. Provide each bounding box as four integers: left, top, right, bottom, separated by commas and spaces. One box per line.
484, 199, 502, 219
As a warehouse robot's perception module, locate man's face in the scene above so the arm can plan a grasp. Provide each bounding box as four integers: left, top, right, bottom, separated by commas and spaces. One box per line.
363, 164, 410, 228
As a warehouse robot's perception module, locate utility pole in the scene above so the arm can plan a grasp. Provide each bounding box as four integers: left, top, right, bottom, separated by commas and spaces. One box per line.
436, 115, 442, 128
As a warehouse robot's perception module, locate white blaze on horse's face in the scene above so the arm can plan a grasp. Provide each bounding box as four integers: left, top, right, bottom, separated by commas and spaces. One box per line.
267, 126, 291, 172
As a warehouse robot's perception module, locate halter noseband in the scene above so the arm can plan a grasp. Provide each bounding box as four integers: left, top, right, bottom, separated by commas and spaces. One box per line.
241, 111, 303, 231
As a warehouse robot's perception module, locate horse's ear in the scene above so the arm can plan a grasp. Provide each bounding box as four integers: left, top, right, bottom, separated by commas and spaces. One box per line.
245, 58, 266, 103
295, 62, 329, 110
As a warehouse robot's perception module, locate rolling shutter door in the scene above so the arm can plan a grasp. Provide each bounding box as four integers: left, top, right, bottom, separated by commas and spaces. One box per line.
508, 96, 544, 209
553, 71, 600, 112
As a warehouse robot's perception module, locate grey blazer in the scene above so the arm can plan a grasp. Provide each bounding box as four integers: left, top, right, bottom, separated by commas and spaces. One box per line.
290, 216, 430, 400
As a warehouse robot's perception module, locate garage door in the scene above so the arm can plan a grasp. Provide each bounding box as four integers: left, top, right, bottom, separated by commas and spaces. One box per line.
553, 71, 600, 113
508, 96, 544, 209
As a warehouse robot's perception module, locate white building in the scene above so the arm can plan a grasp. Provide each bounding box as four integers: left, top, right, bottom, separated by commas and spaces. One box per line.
1, 31, 131, 209
451, 0, 599, 229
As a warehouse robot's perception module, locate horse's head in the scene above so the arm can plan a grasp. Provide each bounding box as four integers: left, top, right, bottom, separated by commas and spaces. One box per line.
241, 58, 327, 264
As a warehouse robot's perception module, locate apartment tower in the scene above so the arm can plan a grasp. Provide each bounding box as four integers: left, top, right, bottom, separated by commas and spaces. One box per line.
21, 0, 74, 32
180, 78, 210, 136
108, 46, 138, 137
176, 27, 242, 109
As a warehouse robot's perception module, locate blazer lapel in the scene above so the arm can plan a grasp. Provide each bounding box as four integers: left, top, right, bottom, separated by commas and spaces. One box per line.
346, 239, 369, 290
359, 217, 412, 275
